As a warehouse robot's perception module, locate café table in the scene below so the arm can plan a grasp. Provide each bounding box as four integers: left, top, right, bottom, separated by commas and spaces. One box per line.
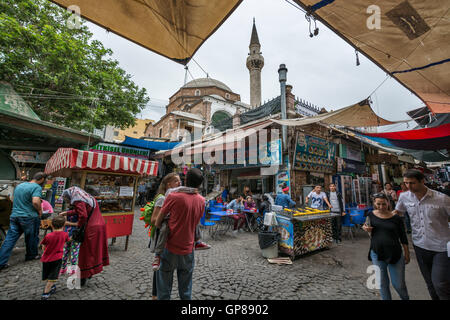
208, 211, 240, 238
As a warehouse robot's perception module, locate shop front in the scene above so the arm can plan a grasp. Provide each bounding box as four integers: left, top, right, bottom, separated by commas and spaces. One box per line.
292, 132, 336, 205
333, 142, 374, 208
45, 148, 158, 250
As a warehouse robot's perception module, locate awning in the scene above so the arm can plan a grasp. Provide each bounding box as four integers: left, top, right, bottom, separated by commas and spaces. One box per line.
49, 0, 242, 64
271, 99, 399, 127
45, 148, 159, 176
360, 123, 450, 151
292, 0, 450, 114
121, 136, 179, 151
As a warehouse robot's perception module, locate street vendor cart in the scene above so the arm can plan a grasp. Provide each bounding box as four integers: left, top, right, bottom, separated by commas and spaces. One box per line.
276, 208, 339, 258
44, 148, 158, 250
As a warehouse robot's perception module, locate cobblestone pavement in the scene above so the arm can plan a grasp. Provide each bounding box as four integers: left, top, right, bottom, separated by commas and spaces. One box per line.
0, 210, 429, 300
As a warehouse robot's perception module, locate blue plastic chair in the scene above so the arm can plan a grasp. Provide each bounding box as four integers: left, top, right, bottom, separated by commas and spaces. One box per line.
342, 212, 356, 242
350, 209, 366, 225
200, 207, 216, 227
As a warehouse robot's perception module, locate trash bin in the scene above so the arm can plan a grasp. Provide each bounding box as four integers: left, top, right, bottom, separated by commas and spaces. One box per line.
258, 231, 280, 259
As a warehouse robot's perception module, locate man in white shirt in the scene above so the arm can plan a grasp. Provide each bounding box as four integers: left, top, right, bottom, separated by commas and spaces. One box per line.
306, 185, 332, 210
394, 169, 450, 300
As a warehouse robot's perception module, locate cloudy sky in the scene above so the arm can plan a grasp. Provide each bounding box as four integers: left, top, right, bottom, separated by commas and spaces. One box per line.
86, 0, 424, 132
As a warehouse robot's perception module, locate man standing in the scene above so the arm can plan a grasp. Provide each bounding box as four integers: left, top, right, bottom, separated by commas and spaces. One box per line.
275, 187, 296, 209
0, 172, 46, 271
383, 182, 397, 210
395, 169, 450, 300
137, 182, 146, 206
155, 168, 205, 300
306, 185, 332, 210
326, 183, 346, 243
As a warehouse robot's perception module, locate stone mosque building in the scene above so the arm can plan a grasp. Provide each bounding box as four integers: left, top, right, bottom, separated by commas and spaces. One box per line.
145, 20, 266, 141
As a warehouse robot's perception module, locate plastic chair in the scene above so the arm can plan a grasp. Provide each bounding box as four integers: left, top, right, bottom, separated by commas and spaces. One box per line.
342, 213, 356, 242
350, 209, 366, 225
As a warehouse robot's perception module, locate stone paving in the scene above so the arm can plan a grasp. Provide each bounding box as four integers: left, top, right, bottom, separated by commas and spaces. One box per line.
0, 210, 429, 300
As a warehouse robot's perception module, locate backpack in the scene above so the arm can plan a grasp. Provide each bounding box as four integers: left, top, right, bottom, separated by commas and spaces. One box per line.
139, 194, 163, 238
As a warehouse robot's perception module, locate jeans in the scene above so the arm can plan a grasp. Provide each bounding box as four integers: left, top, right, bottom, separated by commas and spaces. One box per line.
413, 245, 450, 300
0, 216, 41, 266
370, 250, 409, 300
156, 248, 195, 300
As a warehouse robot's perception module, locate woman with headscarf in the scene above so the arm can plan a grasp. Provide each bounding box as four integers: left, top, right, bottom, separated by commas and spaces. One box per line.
60, 186, 109, 286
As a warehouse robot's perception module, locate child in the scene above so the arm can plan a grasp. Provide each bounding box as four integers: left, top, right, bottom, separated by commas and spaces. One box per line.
59, 208, 81, 275
40, 215, 69, 300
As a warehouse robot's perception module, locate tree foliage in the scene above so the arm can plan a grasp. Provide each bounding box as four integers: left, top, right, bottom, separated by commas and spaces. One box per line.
0, 0, 149, 131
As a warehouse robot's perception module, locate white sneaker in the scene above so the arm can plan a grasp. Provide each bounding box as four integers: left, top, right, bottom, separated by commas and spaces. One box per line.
231, 230, 238, 237
238, 229, 245, 233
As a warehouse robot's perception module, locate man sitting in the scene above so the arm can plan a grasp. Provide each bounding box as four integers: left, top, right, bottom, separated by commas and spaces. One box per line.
226, 195, 246, 236
275, 187, 296, 209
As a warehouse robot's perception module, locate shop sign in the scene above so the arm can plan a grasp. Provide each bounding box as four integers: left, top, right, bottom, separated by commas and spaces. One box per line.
293, 133, 335, 173
11, 151, 53, 164
337, 157, 366, 174
90, 143, 150, 159
339, 144, 362, 162
275, 170, 290, 194
119, 186, 134, 197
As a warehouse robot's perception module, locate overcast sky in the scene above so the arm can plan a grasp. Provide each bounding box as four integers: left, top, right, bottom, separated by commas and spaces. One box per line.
86, 0, 424, 132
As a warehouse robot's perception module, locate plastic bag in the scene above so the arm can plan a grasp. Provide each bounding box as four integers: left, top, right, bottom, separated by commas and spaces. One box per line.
264, 211, 278, 226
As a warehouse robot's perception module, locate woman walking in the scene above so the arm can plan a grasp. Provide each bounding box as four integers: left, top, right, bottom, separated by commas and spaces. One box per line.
60, 186, 109, 286
363, 193, 410, 300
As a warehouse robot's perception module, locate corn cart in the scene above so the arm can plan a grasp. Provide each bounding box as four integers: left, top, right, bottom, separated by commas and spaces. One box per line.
276, 207, 339, 258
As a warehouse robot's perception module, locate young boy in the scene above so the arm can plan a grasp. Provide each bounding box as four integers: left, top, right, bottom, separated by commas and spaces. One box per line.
40, 215, 69, 300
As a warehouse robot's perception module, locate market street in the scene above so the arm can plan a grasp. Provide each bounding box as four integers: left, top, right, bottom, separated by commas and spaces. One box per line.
0, 209, 430, 300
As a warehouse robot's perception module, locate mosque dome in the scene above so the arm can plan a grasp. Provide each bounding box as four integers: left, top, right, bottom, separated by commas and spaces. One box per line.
183, 78, 232, 92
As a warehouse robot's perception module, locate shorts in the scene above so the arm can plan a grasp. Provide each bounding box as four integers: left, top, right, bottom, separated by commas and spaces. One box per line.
42, 259, 62, 282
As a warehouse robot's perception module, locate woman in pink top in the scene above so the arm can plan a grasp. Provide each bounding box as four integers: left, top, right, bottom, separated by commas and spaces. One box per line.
41, 200, 54, 214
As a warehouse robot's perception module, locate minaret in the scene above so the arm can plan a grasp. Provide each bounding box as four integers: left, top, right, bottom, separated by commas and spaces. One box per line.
246, 18, 264, 108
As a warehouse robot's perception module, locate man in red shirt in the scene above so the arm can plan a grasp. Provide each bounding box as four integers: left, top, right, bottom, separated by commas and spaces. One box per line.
155, 168, 205, 300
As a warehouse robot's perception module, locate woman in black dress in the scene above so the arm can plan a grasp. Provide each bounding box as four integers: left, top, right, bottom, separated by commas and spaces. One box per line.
363, 193, 410, 300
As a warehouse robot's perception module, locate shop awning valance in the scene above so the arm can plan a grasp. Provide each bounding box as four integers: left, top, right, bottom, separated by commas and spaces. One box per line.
271, 99, 399, 127
292, 0, 450, 114
49, 0, 242, 64
45, 148, 159, 176
357, 123, 450, 151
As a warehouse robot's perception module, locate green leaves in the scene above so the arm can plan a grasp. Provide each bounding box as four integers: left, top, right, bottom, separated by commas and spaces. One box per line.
0, 0, 149, 131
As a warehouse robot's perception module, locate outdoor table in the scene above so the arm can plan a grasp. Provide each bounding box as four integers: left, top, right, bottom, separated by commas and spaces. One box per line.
208, 211, 240, 238
276, 212, 339, 259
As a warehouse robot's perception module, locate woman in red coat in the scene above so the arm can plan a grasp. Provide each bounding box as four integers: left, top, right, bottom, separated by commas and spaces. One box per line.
61, 186, 109, 286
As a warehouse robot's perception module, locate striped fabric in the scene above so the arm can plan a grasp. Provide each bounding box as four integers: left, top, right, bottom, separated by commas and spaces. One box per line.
45, 148, 158, 176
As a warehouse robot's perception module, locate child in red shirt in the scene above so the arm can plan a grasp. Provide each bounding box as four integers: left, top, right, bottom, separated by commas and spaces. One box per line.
40, 215, 69, 300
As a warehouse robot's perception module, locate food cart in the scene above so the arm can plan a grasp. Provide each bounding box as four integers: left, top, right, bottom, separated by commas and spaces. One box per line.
45, 148, 159, 250
276, 208, 338, 258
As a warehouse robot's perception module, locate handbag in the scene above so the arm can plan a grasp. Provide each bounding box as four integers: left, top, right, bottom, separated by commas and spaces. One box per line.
71, 205, 94, 243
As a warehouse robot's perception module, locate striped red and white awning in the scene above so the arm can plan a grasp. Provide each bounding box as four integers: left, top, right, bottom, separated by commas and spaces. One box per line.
45, 148, 158, 176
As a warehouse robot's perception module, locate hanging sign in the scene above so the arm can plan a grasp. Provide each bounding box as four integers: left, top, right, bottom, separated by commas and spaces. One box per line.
293, 133, 335, 173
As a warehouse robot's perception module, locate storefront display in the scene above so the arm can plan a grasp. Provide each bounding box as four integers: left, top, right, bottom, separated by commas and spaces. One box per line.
45, 148, 158, 250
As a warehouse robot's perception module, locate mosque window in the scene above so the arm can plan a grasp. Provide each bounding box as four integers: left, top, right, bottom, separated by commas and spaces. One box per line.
195, 89, 201, 96
225, 93, 230, 99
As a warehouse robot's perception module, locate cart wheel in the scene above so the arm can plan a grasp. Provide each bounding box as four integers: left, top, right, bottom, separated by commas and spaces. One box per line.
0, 227, 5, 248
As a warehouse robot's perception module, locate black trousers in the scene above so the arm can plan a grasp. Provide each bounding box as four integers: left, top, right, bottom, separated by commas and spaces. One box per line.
331, 215, 342, 241
413, 245, 450, 300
